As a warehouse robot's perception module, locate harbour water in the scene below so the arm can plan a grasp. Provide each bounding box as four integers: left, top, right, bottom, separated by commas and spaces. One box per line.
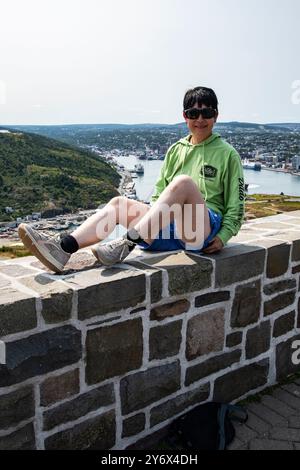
113, 155, 300, 200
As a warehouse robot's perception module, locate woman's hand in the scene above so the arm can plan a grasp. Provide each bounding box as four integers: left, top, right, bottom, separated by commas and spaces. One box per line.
202, 236, 224, 254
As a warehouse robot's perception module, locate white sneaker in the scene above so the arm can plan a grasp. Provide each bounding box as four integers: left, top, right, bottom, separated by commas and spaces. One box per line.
18, 223, 71, 273
91, 237, 135, 266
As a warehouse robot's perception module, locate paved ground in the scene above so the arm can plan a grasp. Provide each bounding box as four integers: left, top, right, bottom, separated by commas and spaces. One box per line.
228, 377, 300, 450
153, 375, 300, 451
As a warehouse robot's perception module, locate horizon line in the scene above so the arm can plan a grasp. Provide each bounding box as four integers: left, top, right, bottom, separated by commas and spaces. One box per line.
1, 120, 300, 128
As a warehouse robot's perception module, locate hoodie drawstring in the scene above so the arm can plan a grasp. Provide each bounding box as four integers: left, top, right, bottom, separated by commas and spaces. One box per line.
180, 140, 208, 203
201, 144, 208, 202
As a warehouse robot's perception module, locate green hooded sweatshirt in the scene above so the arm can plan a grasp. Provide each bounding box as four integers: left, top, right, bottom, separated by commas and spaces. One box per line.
151, 132, 245, 246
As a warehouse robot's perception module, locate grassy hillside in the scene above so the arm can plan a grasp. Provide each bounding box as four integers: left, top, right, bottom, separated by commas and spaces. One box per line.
0, 130, 120, 221
245, 194, 300, 219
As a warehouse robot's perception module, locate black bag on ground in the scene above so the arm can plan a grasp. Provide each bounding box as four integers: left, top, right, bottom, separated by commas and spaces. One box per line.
168, 402, 248, 451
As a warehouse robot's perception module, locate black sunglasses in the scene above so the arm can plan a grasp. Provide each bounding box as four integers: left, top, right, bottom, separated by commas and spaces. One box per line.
184, 107, 217, 120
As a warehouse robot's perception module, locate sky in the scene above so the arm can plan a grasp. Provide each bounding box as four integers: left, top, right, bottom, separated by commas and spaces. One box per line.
0, 0, 300, 125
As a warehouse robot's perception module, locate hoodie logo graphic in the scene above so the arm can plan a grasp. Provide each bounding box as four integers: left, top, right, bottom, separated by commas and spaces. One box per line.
200, 165, 218, 178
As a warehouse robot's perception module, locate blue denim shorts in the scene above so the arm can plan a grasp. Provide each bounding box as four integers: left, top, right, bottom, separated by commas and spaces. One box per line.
138, 208, 223, 253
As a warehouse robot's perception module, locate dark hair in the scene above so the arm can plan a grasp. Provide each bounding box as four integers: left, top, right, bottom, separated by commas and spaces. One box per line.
183, 87, 218, 112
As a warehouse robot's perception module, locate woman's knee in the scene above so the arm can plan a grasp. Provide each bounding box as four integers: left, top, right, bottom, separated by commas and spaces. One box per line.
168, 175, 196, 193
109, 196, 128, 208
108, 196, 128, 219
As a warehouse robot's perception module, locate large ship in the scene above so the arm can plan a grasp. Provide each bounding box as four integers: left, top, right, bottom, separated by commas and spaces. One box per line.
242, 159, 262, 171
134, 163, 144, 174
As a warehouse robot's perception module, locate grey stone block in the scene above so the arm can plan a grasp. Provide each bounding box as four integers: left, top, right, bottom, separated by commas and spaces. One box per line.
0, 423, 36, 450
150, 270, 163, 304
137, 252, 213, 295
186, 308, 225, 360
245, 320, 271, 359
40, 369, 80, 406
185, 350, 241, 386
44, 410, 116, 450
264, 291, 296, 317
122, 413, 146, 438
150, 383, 210, 427
150, 299, 190, 321
0, 325, 82, 387
127, 260, 162, 304
195, 291, 230, 308
266, 244, 290, 278
0, 287, 37, 336
166, 253, 213, 295
263, 279, 297, 296
43, 383, 115, 430
65, 268, 146, 320
213, 244, 265, 288
213, 360, 269, 402
0, 386, 34, 430
273, 311, 295, 338
0, 264, 37, 277
20, 275, 73, 323
292, 264, 300, 274
149, 320, 182, 360
120, 361, 181, 415
125, 423, 170, 450
226, 331, 243, 348
85, 318, 143, 384
231, 280, 261, 327
292, 239, 300, 262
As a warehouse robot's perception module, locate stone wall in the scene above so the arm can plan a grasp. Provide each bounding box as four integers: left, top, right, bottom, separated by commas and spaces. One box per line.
0, 211, 300, 450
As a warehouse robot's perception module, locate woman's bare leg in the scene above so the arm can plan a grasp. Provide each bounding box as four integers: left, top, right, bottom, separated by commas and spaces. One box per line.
71, 197, 150, 248
72, 175, 210, 249
134, 175, 211, 248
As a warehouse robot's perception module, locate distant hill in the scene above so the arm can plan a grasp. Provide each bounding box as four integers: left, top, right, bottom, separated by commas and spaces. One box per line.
0, 130, 120, 221
9, 121, 298, 134
268, 123, 300, 131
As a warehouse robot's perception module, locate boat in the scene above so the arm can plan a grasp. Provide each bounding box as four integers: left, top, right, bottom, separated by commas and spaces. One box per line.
242, 160, 261, 171
134, 163, 144, 174
56, 223, 70, 230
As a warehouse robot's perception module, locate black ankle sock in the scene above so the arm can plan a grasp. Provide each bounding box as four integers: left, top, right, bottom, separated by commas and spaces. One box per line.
60, 235, 79, 254
125, 228, 144, 251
